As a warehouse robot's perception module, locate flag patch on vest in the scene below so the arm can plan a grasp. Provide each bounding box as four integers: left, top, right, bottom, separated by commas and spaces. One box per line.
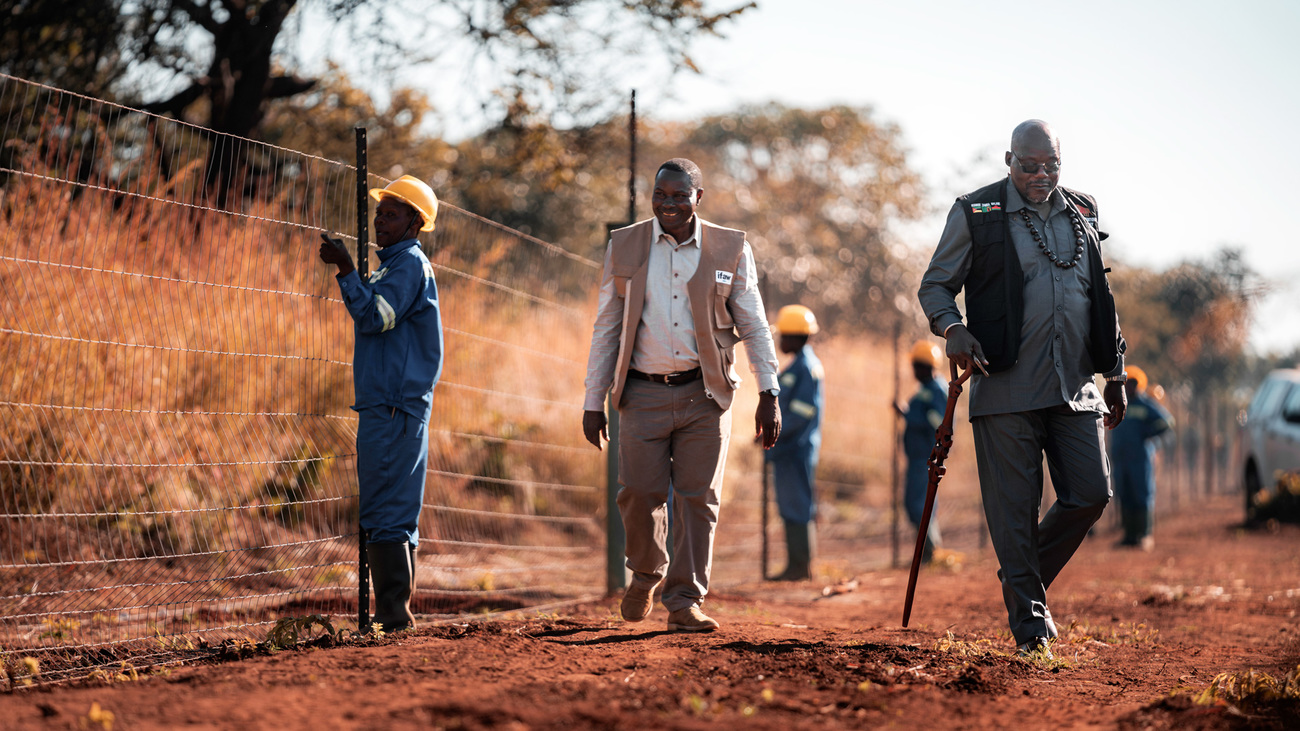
1075, 204, 1099, 228
970, 202, 1001, 213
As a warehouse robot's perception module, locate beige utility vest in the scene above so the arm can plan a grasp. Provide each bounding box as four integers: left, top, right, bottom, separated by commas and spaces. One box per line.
607, 218, 747, 411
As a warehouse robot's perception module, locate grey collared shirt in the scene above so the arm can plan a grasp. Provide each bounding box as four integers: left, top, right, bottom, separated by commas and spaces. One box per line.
583, 216, 780, 412
918, 180, 1123, 418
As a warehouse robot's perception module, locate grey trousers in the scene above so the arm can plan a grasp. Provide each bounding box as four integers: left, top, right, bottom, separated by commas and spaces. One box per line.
617, 377, 732, 612
972, 405, 1111, 644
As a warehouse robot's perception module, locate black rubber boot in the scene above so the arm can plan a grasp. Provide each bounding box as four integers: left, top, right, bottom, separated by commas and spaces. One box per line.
775, 520, 812, 581
367, 542, 415, 632
408, 542, 419, 614
1116, 509, 1142, 547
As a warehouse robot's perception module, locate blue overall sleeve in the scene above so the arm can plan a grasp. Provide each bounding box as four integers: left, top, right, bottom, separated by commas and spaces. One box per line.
766, 351, 823, 462
336, 251, 425, 335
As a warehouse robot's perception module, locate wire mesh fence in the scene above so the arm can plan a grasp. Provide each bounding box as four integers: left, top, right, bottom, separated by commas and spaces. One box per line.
0, 72, 1246, 686
0, 73, 604, 684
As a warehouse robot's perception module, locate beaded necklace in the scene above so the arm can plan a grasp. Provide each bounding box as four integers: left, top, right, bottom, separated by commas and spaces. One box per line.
1019, 206, 1086, 269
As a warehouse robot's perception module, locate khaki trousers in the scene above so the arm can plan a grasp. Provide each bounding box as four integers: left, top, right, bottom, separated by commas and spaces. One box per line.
617, 377, 732, 612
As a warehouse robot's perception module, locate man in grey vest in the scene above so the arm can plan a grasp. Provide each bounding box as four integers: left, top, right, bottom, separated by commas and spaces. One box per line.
583, 158, 782, 632
918, 120, 1127, 658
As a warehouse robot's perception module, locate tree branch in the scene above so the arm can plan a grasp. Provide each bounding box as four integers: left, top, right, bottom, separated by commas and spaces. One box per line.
171, 0, 222, 35
265, 74, 317, 100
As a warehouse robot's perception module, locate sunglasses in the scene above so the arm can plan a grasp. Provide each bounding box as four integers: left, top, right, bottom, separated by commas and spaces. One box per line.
1011, 153, 1060, 175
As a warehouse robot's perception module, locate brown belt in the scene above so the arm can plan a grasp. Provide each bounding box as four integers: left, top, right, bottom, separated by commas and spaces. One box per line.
626, 367, 701, 386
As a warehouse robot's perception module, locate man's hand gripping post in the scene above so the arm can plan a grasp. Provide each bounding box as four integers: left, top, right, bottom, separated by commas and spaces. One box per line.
901, 358, 973, 627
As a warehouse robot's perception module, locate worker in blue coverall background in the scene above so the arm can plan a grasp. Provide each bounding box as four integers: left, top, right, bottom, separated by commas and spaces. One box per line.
318, 174, 444, 632
764, 305, 824, 581
894, 340, 948, 563
1108, 365, 1173, 551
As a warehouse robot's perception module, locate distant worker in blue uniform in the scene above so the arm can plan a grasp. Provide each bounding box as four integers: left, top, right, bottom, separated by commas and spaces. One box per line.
318, 174, 444, 632
1108, 365, 1173, 551
765, 305, 825, 581
894, 340, 948, 563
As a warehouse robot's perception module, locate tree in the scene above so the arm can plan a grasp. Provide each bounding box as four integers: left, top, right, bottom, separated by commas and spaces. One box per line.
1113, 247, 1262, 394
0, 0, 128, 96
3, 0, 753, 200
679, 103, 926, 332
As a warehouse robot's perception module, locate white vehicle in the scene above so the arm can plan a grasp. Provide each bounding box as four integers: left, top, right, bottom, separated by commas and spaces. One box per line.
1240, 369, 1300, 521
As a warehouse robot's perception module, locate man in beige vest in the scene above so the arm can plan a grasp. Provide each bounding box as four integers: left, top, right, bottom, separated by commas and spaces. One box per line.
583, 158, 782, 632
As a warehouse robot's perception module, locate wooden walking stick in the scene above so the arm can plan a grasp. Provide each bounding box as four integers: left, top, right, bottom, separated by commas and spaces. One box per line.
901, 358, 972, 627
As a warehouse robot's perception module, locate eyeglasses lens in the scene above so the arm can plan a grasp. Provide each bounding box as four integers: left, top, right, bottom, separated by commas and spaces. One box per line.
1017, 160, 1060, 174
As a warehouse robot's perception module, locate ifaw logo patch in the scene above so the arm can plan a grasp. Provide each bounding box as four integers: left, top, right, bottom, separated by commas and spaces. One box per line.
715, 270, 734, 285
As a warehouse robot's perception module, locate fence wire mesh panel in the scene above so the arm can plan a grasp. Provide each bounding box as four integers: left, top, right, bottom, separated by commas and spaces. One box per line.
0, 73, 603, 684
710, 341, 985, 588
406, 190, 605, 615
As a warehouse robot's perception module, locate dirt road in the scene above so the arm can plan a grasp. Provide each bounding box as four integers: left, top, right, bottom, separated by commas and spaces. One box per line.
3, 494, 1297, 730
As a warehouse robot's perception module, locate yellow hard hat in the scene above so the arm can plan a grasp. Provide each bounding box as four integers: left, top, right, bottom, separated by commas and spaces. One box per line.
1126, 365, 1148, 393
369, 175, 438, 232
910, 340, 942, 367
774, 305, 819, 335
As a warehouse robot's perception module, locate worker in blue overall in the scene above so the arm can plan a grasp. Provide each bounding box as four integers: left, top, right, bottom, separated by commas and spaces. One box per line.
318, 174, 444, 631
765, 305, 825, 581
895, 341, 948, 563
1109, 365, 1173, 551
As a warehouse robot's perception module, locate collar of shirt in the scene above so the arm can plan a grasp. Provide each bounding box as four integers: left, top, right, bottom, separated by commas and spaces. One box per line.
377, 238, 420, 262
1005, 178, 1066, 217
651, 215, 702, 249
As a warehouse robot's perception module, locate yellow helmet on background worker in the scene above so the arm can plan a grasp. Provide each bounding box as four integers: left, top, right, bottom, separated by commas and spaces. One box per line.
910, 340, 942, 368
369, 175, 438, 232
774, 305, 819, 335
1126, 365, 1149, 393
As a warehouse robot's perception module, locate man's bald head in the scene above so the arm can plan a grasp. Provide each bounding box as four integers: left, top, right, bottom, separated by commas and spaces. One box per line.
1010, 119, 1058, 152
1006, 119, 1062, 204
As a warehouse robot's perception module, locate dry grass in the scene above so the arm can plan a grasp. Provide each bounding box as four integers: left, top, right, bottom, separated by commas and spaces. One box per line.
0, 138, 603, 652
1194, 665, 1300, 708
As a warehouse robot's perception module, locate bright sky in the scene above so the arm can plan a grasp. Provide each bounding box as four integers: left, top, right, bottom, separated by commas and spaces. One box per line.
297, 0, 1300, 355
623, 0, 1299, 355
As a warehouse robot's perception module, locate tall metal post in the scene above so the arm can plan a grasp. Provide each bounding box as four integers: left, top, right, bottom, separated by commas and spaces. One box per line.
605, 391, 624, 594
354, 127, 371, 632
605, 91, 638, 595
890, 320, 901, 568
627, 90, 637, 223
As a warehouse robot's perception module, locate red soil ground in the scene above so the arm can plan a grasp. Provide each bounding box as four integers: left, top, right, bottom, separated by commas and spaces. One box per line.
3, 494, 1298, 730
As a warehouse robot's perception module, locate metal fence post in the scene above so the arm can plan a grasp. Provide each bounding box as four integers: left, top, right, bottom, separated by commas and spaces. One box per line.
605, 394, 626, 594
602, 219, 632, 595
354, 126, 371, 632
890, 321, 901, 568
606, 91, 637, 596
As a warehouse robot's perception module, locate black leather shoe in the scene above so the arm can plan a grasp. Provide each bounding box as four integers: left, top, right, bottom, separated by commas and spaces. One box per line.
1017, 636, 1054, 660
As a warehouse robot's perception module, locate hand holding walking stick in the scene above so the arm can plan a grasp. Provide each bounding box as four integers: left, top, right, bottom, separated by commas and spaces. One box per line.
902, 358, 973, 627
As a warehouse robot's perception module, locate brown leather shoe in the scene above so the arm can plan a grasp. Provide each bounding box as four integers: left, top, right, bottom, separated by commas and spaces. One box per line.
620, 581, 660, 622
666, 606, 720, 632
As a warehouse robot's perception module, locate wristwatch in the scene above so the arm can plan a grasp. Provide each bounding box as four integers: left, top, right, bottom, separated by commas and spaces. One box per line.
761, 388, 780, 398
1105, 372, 1127, 383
